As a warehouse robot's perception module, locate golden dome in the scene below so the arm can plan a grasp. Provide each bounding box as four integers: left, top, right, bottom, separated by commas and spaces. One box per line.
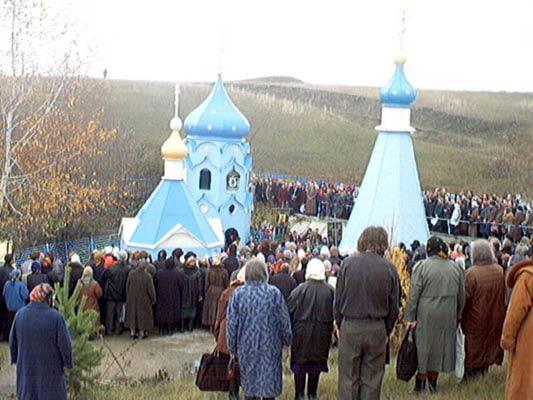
161, 131, 188, 160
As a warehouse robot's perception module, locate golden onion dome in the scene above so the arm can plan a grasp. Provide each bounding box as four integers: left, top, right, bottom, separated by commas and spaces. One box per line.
161, 128, 188, 161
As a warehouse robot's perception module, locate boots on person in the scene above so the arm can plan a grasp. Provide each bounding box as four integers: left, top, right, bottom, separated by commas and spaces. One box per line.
414, 377, 426, 393
428, 377, 438, 392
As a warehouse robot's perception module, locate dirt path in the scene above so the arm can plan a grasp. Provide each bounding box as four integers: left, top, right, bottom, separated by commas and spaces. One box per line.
0, 330, 214, 396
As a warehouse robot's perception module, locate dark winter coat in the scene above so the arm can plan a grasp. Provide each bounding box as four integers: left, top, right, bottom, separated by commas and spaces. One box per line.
0, 263, 14, 313
462, 261, 505, 369
201, 265, 228, 327
26, 272, 49, 293
288, 280, 335, 366
9, 302, 73, 400
154, 265, 185, 324
269, 271, 297, 303
181, 266, 202, 319
91, 263, 106, 290
68, 262, 84, 297
125, 266, 156, 331
223, 255, 240, 277
104, 262, 130, 302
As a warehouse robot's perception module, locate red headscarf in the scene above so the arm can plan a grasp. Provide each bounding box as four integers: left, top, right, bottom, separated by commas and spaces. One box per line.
29, 283, 54, 303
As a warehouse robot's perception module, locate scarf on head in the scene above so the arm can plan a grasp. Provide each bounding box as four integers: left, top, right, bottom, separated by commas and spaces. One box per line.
30, 283, 54, 303
81, 266, 94, 288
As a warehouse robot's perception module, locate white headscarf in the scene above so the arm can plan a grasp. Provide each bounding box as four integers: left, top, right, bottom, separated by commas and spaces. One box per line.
305, 258, 326, 281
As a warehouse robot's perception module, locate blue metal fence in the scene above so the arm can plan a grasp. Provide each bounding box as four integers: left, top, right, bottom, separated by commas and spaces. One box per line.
14, 233, 120, 266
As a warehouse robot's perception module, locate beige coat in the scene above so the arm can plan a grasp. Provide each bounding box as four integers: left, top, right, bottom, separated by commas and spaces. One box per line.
501, 259, 533, 400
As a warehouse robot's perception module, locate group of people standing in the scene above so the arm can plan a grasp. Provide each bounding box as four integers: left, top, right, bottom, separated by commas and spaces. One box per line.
2, 223, 532, 400
207, 227, 532, 400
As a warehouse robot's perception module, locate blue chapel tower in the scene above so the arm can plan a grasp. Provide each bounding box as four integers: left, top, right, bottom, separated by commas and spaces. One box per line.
183, 74, 253, 244
339, 54, 429, 255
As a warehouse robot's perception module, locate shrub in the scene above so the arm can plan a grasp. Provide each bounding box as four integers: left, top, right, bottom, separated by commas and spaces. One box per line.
54, 267, 104, 399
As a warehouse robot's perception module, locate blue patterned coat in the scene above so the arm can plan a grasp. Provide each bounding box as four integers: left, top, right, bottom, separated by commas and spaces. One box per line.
227, 282, 292, 397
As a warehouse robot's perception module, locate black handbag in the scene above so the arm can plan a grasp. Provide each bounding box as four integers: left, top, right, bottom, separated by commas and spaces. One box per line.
195, 350, 230, 392
396, 326, 418, 382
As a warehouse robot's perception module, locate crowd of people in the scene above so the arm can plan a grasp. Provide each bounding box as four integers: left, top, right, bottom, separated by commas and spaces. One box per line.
1, 223, 532, 400
252, 176, 533, 242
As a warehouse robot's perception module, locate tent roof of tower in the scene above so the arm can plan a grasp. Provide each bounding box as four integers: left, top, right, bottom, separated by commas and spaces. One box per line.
184, 75, 251, 139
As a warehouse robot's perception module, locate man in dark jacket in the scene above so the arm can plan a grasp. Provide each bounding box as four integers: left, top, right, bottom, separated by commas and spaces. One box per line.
335, 226, 399, 400
103, 251, 130, 335
269, 264, 297, 303
0, 254, 15, 341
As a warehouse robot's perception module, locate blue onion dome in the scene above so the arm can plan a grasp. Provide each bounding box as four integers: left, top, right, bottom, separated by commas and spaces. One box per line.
184, 75, 250, 139
379, 54, 417, 108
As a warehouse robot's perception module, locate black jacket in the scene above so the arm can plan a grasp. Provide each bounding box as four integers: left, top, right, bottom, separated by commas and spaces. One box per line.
288, 280, 335, 364
104, 262, 131, 302
269, 272, 297, 302
68, 262, 84, 297
223, 255, 240, 277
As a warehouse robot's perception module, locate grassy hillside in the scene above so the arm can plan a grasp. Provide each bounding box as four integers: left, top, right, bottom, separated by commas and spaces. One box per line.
100, 77, 533, 195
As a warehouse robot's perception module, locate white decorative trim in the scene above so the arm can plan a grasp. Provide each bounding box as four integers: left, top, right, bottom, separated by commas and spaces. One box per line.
163, 160, 187, 181
375, 107, 415, 133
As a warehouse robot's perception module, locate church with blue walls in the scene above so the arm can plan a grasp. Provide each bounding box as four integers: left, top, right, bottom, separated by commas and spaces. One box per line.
184, 73, 253, 245
120, 75, 253, 257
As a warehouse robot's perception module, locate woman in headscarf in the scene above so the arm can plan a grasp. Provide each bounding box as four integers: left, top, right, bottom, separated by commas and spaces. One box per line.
214, 265, 247, 400
154, 249, 167, 271
77, 266, 103, 328
9, 283, 73, 400
202, 256, 228, 330
181, 256, 202, 332
406, 236, 466, 393
227, 259, 292, 400
2, 269, 29, 334
26, 261, 49, 293
288, 258, 334, 400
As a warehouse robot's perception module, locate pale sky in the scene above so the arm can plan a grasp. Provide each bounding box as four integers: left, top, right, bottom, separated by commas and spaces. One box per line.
72, 0, 532, 92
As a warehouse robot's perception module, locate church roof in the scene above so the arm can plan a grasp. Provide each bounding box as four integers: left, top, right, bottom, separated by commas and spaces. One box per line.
379, 56, 417, 108
129, 179, 221, 247
184, 75, 250, 139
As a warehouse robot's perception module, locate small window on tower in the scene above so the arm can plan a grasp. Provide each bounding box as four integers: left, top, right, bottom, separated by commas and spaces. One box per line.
226, 169, 240, 192
199, 169, 211, 190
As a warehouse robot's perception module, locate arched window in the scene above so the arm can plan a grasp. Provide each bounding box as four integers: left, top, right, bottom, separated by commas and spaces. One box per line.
226, 169, 240, 192
199, 169, 211, 190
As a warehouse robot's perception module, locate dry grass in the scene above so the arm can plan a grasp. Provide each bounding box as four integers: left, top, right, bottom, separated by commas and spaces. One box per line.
100, 78, 533, 195
85, 349, 506, 400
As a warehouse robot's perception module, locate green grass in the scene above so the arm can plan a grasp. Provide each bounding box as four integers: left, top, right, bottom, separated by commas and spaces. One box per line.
87, 349, 506, 400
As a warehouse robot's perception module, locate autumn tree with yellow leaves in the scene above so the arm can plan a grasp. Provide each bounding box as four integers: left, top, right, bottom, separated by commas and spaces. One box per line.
0, 0, 128, 246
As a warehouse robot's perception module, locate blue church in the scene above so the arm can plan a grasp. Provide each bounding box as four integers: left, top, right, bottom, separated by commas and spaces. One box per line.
183, 74, 253, 245
120, 75, 253, 257
339, 53, 429, 255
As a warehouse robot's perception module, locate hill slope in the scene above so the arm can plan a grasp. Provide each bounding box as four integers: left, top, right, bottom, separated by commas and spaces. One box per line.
100, 78, 533, 195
